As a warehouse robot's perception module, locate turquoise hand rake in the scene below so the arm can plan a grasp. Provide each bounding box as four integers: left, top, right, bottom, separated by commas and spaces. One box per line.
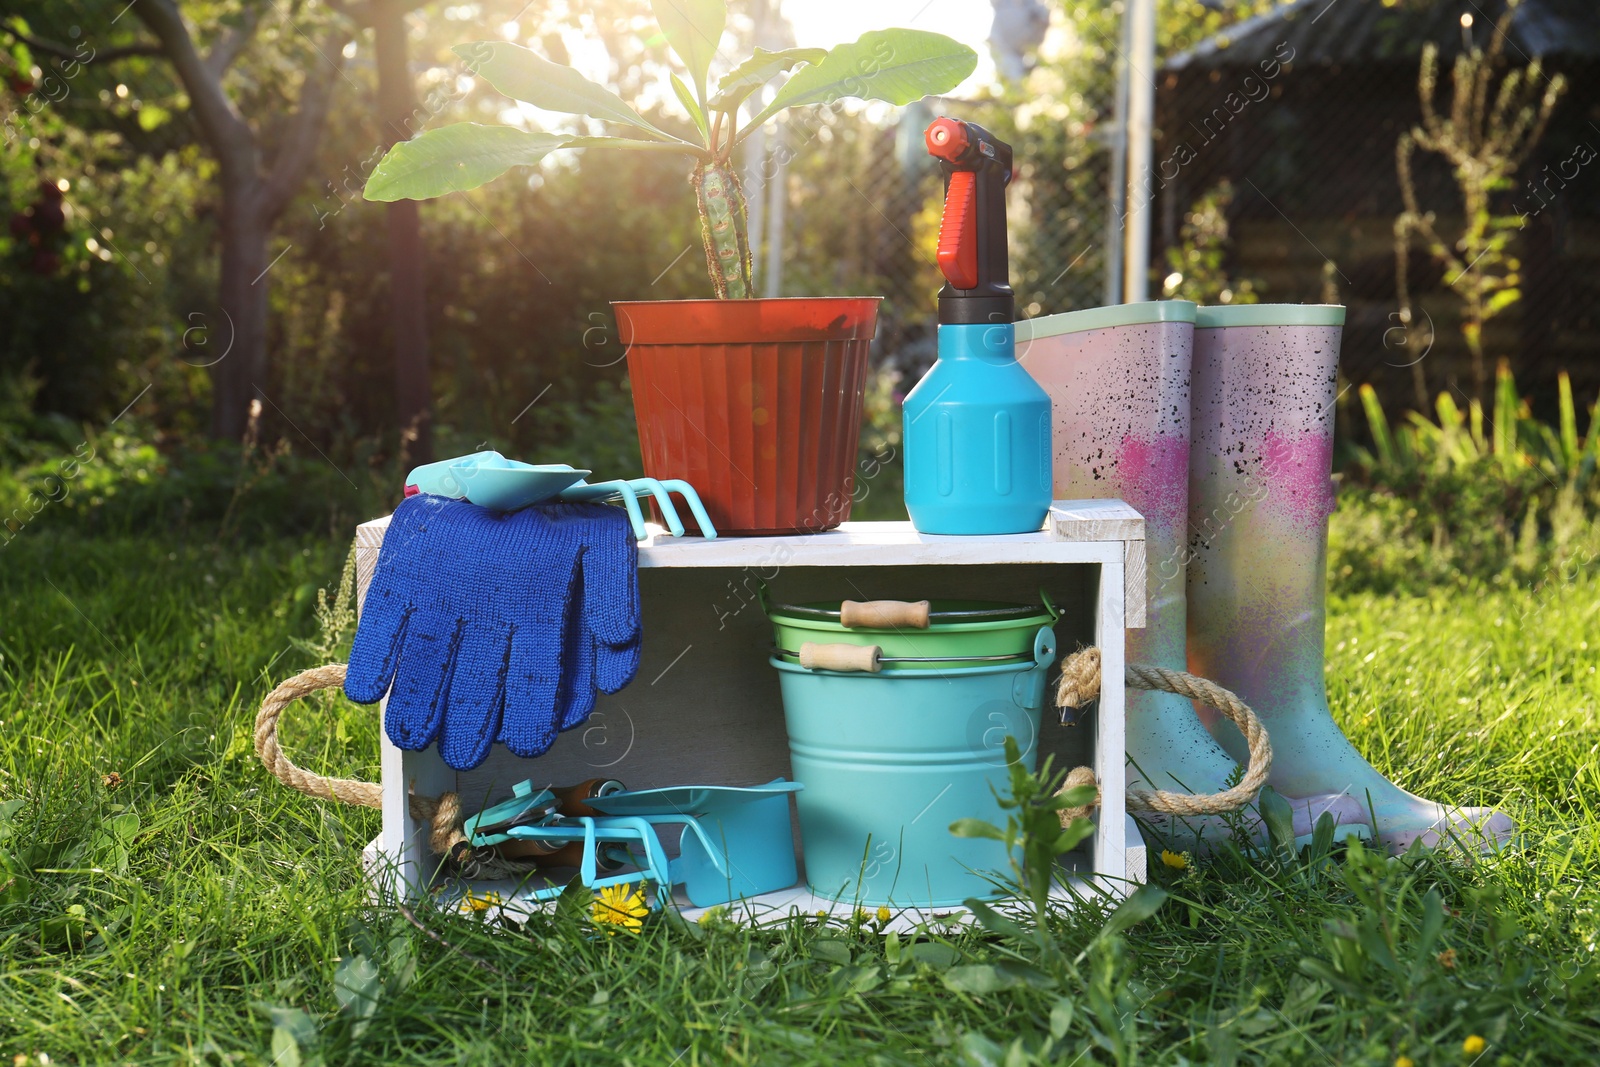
465, 779, 800, 909
404, 450, 717, 539
559, 478, 718, 540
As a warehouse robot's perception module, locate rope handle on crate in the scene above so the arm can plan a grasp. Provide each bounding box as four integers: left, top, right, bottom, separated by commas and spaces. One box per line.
253, 663, 533, 880
1052, 648, 1273, 824
255, 652, 1272, 847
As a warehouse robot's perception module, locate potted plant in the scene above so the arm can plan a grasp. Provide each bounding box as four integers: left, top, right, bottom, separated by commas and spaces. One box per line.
363, 2, 976, 535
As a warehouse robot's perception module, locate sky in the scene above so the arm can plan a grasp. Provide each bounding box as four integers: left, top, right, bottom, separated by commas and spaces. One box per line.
780, 0, 997, 92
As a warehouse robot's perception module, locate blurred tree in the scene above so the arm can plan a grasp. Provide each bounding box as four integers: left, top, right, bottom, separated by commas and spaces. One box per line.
128, 0, 352, 440
312, 1, 435, 467
5, 0, 359, 440
328, 0, 433, 465
1159, 179, 1259, 306
1, 12, 211, 431
370, 0, 431, 465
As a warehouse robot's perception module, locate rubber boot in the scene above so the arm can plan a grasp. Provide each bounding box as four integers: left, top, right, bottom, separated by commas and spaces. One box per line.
1185, 304, 1514, 852
1019, 302, 1369, 849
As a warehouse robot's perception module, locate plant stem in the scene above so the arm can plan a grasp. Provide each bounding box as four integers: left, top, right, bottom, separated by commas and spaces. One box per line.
692, 161, 753, 299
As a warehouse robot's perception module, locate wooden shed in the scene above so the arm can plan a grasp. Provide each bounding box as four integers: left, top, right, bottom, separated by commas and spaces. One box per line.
1155, 0, 1600, 417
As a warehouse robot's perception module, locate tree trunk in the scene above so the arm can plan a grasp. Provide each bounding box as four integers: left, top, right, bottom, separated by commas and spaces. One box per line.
374, 0, 432, 466
133, 0, 347, 442
211, 182, 269, 441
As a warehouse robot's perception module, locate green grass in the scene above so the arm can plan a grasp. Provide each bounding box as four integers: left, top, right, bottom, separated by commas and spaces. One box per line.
1, 522, 1597, 1066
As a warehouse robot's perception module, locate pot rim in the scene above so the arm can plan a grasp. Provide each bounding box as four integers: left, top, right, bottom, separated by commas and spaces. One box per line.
613, 295, 883, 346
610, 296, 885, 306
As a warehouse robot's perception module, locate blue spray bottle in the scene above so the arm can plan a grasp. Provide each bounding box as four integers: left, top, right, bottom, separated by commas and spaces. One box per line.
902, 118, 1051, 535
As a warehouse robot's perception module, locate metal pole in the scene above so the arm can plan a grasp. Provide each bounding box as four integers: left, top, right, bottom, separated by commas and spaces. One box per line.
1104, 2, 1131, 306
1122, 0, 1156, 302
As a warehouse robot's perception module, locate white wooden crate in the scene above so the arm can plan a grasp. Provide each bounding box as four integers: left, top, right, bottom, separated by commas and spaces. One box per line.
355, 500, 1147, 926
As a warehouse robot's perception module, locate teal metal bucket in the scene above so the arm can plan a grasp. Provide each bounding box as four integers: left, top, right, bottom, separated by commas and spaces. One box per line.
771, 626, 1057, 908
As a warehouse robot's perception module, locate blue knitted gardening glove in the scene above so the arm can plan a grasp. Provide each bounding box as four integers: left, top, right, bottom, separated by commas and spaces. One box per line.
346, 496, 623, 769
553, 531, 642, 732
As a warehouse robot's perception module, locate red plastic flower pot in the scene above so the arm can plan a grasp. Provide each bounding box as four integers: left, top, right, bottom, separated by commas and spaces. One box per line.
613, 297, 880, 537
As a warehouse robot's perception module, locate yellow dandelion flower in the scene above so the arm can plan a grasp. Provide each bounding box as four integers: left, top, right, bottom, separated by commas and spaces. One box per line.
855, 907, 869, 923
1437, 947, 1457, 969
1462, 1034, 1486, 1056
459, 890, 501, 914
1394, 1057, 1414, 1067
876, 906, 892, 924
1160, 849, 1190, 870
815, 909, 827, 919
592, 883, 649, 934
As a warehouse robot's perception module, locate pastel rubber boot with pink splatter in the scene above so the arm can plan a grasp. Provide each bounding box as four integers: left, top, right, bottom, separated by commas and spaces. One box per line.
1019, 302, 1370, 849
1185, 304, 1514, 853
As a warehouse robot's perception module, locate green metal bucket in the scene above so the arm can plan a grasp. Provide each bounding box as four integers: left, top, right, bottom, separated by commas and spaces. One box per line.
764, 587, 1059, 670
771, 626, 1057, 908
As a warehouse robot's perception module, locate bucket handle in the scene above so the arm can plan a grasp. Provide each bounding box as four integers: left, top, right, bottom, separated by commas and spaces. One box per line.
798, 642, 882, 673
1038, 587, 1061, 624
839, 599, 931, 629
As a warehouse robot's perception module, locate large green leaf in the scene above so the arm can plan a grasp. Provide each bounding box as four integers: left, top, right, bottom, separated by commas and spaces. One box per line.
563, 136, 700, 154
649, 0, 726, 100
708, 47, 827, 113
452, 42, 682, 143
742, 29, 977, 136
671, 72, 709, 141
363, 124, 572, 202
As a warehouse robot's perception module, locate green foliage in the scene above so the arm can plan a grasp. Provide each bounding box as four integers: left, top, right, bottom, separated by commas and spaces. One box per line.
2, 1, 706, 471
363, 3, 976, 297
1298, 841, 1450, 999
707, 47, 826, 113
741, 30, 977, 131
0, 418, 396, 546
647, 0, 723, 103
1336, 363, 1600, 594
1160, 181, 1260, 306
949, 736, 1097, 936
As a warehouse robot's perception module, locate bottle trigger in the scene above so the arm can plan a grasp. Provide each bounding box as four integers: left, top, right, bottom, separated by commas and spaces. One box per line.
937, 170, 979, 291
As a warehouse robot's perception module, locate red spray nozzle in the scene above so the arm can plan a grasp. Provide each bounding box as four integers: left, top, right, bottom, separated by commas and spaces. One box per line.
924, 117, 1014, 321
925, 117, 970, 164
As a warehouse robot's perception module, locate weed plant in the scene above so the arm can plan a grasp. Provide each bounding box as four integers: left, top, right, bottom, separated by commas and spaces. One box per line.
1335, 362, 1600, 595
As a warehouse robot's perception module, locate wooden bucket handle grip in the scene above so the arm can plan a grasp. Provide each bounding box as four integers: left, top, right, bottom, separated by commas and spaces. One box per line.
839, 600, 931, 629
798, 642, 882, 673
